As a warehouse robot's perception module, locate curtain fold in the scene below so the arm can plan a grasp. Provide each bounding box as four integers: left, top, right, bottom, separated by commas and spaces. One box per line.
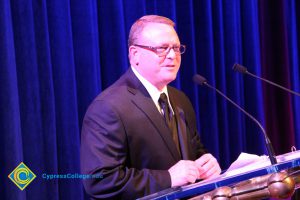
259, 0, 296, 155
0, 0, 299, 199
240, 0, 266, 156
0, 1, 24, 199
286, 0, 300, 148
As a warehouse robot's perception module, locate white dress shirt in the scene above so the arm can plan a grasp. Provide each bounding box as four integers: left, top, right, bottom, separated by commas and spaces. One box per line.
131, 66, 174, 115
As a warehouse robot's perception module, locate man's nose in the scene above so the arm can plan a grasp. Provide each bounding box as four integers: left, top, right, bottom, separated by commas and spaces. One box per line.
166, 47, 176, 59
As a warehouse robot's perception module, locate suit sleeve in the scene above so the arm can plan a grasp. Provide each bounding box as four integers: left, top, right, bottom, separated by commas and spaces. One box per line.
80, 99, 171, 199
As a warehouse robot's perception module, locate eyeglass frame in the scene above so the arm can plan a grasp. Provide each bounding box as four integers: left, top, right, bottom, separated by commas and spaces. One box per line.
132, 44, 186, 56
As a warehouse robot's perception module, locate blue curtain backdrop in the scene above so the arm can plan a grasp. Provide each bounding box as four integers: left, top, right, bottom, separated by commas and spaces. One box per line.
1, 0, 299, 199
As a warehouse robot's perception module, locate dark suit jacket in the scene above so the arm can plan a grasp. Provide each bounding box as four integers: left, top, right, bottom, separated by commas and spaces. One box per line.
81, 68, 206, 199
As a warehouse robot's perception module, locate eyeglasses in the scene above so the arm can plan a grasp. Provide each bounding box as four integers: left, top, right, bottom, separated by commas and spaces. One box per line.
133, 44, 186, 56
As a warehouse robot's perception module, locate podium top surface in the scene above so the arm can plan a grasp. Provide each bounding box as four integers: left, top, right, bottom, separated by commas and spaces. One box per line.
139, 150, 300, 200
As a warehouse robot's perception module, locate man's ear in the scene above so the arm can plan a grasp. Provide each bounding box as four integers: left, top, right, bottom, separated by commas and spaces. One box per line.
129, 45, 140, 66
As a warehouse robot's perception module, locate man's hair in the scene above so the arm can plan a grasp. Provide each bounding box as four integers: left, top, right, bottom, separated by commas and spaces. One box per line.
128, 15, 175, 47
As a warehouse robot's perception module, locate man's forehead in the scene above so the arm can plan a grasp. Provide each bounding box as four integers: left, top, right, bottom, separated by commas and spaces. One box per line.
140, 23, 179, 44
142, 22, 174, 33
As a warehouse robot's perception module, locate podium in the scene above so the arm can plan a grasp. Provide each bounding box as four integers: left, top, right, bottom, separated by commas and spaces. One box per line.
139, 151, 300, 200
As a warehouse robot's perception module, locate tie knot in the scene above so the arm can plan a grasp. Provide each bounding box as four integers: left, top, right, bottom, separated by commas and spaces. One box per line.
159, 93, 168, 104
158, 93, 171, 118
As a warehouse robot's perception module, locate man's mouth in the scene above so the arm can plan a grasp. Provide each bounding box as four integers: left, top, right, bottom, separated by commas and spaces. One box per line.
165, 64, 176, 67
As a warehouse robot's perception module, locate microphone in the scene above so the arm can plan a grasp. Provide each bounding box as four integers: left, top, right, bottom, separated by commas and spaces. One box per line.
233, 63, 300, 97
193, 74, 277, 165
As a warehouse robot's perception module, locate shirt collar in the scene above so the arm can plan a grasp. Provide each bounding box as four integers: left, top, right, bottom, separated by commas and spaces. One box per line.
131, 66, 173, 114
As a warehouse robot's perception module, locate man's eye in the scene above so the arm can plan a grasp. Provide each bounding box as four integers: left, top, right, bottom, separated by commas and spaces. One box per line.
173, 46, 180, 51
156, 47, 169, 52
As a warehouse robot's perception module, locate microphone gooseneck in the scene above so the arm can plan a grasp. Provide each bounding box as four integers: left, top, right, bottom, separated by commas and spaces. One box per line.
233, 63, 300, 97
193, 74, 277, 165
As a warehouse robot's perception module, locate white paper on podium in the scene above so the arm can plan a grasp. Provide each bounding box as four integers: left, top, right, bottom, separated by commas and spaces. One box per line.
223, 152, 270, 177
223, 150, 300, 177
187, 150, 300, 187
277, 150, 300, 162
193, 153, 270, 184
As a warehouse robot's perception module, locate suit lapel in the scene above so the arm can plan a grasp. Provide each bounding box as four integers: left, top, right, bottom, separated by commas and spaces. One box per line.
169, 90, 190, 160
174, 107, 190, 160
124, 69, 181, 161
130, 92, 181, 161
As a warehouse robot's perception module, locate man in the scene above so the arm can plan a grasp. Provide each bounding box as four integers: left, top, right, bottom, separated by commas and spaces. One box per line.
81, 15, 221, 199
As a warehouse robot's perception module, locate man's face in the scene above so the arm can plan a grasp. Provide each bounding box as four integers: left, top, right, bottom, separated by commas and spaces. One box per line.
132, 23, 182, 90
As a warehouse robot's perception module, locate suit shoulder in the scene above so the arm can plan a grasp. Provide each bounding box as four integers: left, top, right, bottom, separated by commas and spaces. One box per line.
96, 84, 128, 101
168, 86, 196, 117
168, 86, 191, 103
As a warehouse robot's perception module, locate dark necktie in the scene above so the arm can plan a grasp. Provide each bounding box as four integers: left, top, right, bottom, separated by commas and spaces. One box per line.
158, 93, 181, 155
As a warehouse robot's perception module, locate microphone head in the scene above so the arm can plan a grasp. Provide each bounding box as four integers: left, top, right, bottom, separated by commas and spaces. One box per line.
232, 63, 248, 74
193, 74, 208, 85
